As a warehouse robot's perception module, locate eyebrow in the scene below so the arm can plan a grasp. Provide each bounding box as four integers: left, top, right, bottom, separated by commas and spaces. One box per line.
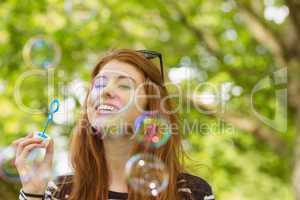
95, 74, 137, 84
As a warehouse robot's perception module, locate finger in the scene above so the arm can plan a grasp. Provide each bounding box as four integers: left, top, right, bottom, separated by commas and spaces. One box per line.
18, 143, 45, 160
12, 132, 33, 147
44, 139, 54, 166
16, 138, 43, 156
26, 132, 33, 138
12, 137, 27, 147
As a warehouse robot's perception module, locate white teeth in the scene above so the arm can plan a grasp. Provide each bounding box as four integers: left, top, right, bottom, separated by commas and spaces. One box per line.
97, 104, 116, 111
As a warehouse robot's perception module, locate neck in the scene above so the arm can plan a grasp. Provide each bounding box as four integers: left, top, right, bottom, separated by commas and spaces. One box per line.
103, 135, 134, 193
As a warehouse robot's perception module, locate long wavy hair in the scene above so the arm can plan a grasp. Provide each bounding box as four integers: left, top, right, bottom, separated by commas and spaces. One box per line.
68, 49, 186, 200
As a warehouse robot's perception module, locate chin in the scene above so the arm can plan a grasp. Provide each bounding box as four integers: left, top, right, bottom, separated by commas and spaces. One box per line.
93, 117, 128, 137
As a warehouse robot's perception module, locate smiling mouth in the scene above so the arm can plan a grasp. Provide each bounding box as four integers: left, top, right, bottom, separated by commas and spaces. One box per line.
95, 104, 120, 115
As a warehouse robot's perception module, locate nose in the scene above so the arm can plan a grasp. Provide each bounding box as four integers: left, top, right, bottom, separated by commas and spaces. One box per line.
101, 83, 117, 100
102, 90, 116, 99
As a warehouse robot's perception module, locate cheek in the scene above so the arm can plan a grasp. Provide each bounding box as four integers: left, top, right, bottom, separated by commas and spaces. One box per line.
88, 89, 107, 108
87, 92, 96, 111
125, 90, 147, 118
89, 89, 100, 103
86, 90, 100, 117
116, 90, 133, 110
135, 89, 147, 112
86, 96, 94, 120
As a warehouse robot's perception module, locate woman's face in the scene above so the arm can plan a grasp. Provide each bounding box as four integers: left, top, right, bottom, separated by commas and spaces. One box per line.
87, 59, 148, 137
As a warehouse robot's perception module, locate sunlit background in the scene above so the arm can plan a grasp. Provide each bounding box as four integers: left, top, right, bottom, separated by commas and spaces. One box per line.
0, 0, 299, 199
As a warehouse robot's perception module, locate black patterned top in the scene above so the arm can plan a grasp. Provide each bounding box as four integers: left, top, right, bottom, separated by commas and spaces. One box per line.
19, 173, 215, 200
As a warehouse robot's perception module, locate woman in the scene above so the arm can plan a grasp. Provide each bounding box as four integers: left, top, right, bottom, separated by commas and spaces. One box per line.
13, 49, 214, 200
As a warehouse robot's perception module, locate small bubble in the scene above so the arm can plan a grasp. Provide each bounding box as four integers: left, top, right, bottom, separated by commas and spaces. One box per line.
23, 36, 61, 68
64, 0, 98, 23
133, 112, 171, 148
125, 153, 169, 196
231, 85, 243, 96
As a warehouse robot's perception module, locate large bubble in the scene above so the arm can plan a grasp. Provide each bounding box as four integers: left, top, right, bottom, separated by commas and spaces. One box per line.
133, 112, 172, 148
125, 153, 169, 197
0, 146, 35, 182
0, 142, 53, 183
22, 36, 61, 68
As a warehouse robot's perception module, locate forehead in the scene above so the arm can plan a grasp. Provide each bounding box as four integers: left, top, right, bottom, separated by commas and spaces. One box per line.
96, 59, 145, 82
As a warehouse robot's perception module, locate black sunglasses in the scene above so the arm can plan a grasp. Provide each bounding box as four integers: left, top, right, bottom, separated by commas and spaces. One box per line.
136, 50, 164, 82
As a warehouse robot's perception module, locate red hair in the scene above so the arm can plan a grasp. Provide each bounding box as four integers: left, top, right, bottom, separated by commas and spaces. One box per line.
69, 49, 186, 200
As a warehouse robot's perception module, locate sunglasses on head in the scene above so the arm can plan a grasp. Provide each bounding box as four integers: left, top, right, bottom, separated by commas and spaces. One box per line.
136, 50, 164, 82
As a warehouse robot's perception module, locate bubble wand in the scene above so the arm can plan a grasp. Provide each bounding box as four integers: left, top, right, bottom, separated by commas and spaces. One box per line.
34, 98, 60, 140
27, 99, 60, 162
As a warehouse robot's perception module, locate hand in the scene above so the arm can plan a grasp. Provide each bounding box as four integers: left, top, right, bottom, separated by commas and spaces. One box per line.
12, 132, 54, 194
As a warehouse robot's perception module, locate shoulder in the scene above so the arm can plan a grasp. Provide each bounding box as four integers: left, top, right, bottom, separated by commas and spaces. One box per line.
177, 172, 215, 200
47, 173, 214, 200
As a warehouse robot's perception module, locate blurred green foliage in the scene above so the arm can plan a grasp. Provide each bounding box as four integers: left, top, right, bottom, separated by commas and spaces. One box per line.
0, 0, 298, 199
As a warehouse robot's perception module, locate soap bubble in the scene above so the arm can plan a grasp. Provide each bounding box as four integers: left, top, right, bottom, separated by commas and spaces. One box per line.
0, 144, 49, 183
0, 146, 36, 182
23, 36, 61, 68
125, 153, 169, 197
0, 146, 19, 182
133, 112, 171, 148
64, 0, 98, 23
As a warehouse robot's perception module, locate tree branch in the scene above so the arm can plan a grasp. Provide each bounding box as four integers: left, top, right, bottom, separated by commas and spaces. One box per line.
161, 1, 290, 154
236, 3, 288, 67
285, 0, 300, 40
185, 94, 287, 154
166, 0, 224, 63
165, 0, 292, 75
293, 106, 300, 200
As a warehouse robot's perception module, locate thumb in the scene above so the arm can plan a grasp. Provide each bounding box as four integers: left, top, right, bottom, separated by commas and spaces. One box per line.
44, 138, 54, 166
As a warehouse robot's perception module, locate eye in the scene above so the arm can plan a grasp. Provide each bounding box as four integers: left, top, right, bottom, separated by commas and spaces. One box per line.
93, 77, 107, 89
119, 84, 131, 89
95, 84, 106, 89
118, 79, 133, 90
